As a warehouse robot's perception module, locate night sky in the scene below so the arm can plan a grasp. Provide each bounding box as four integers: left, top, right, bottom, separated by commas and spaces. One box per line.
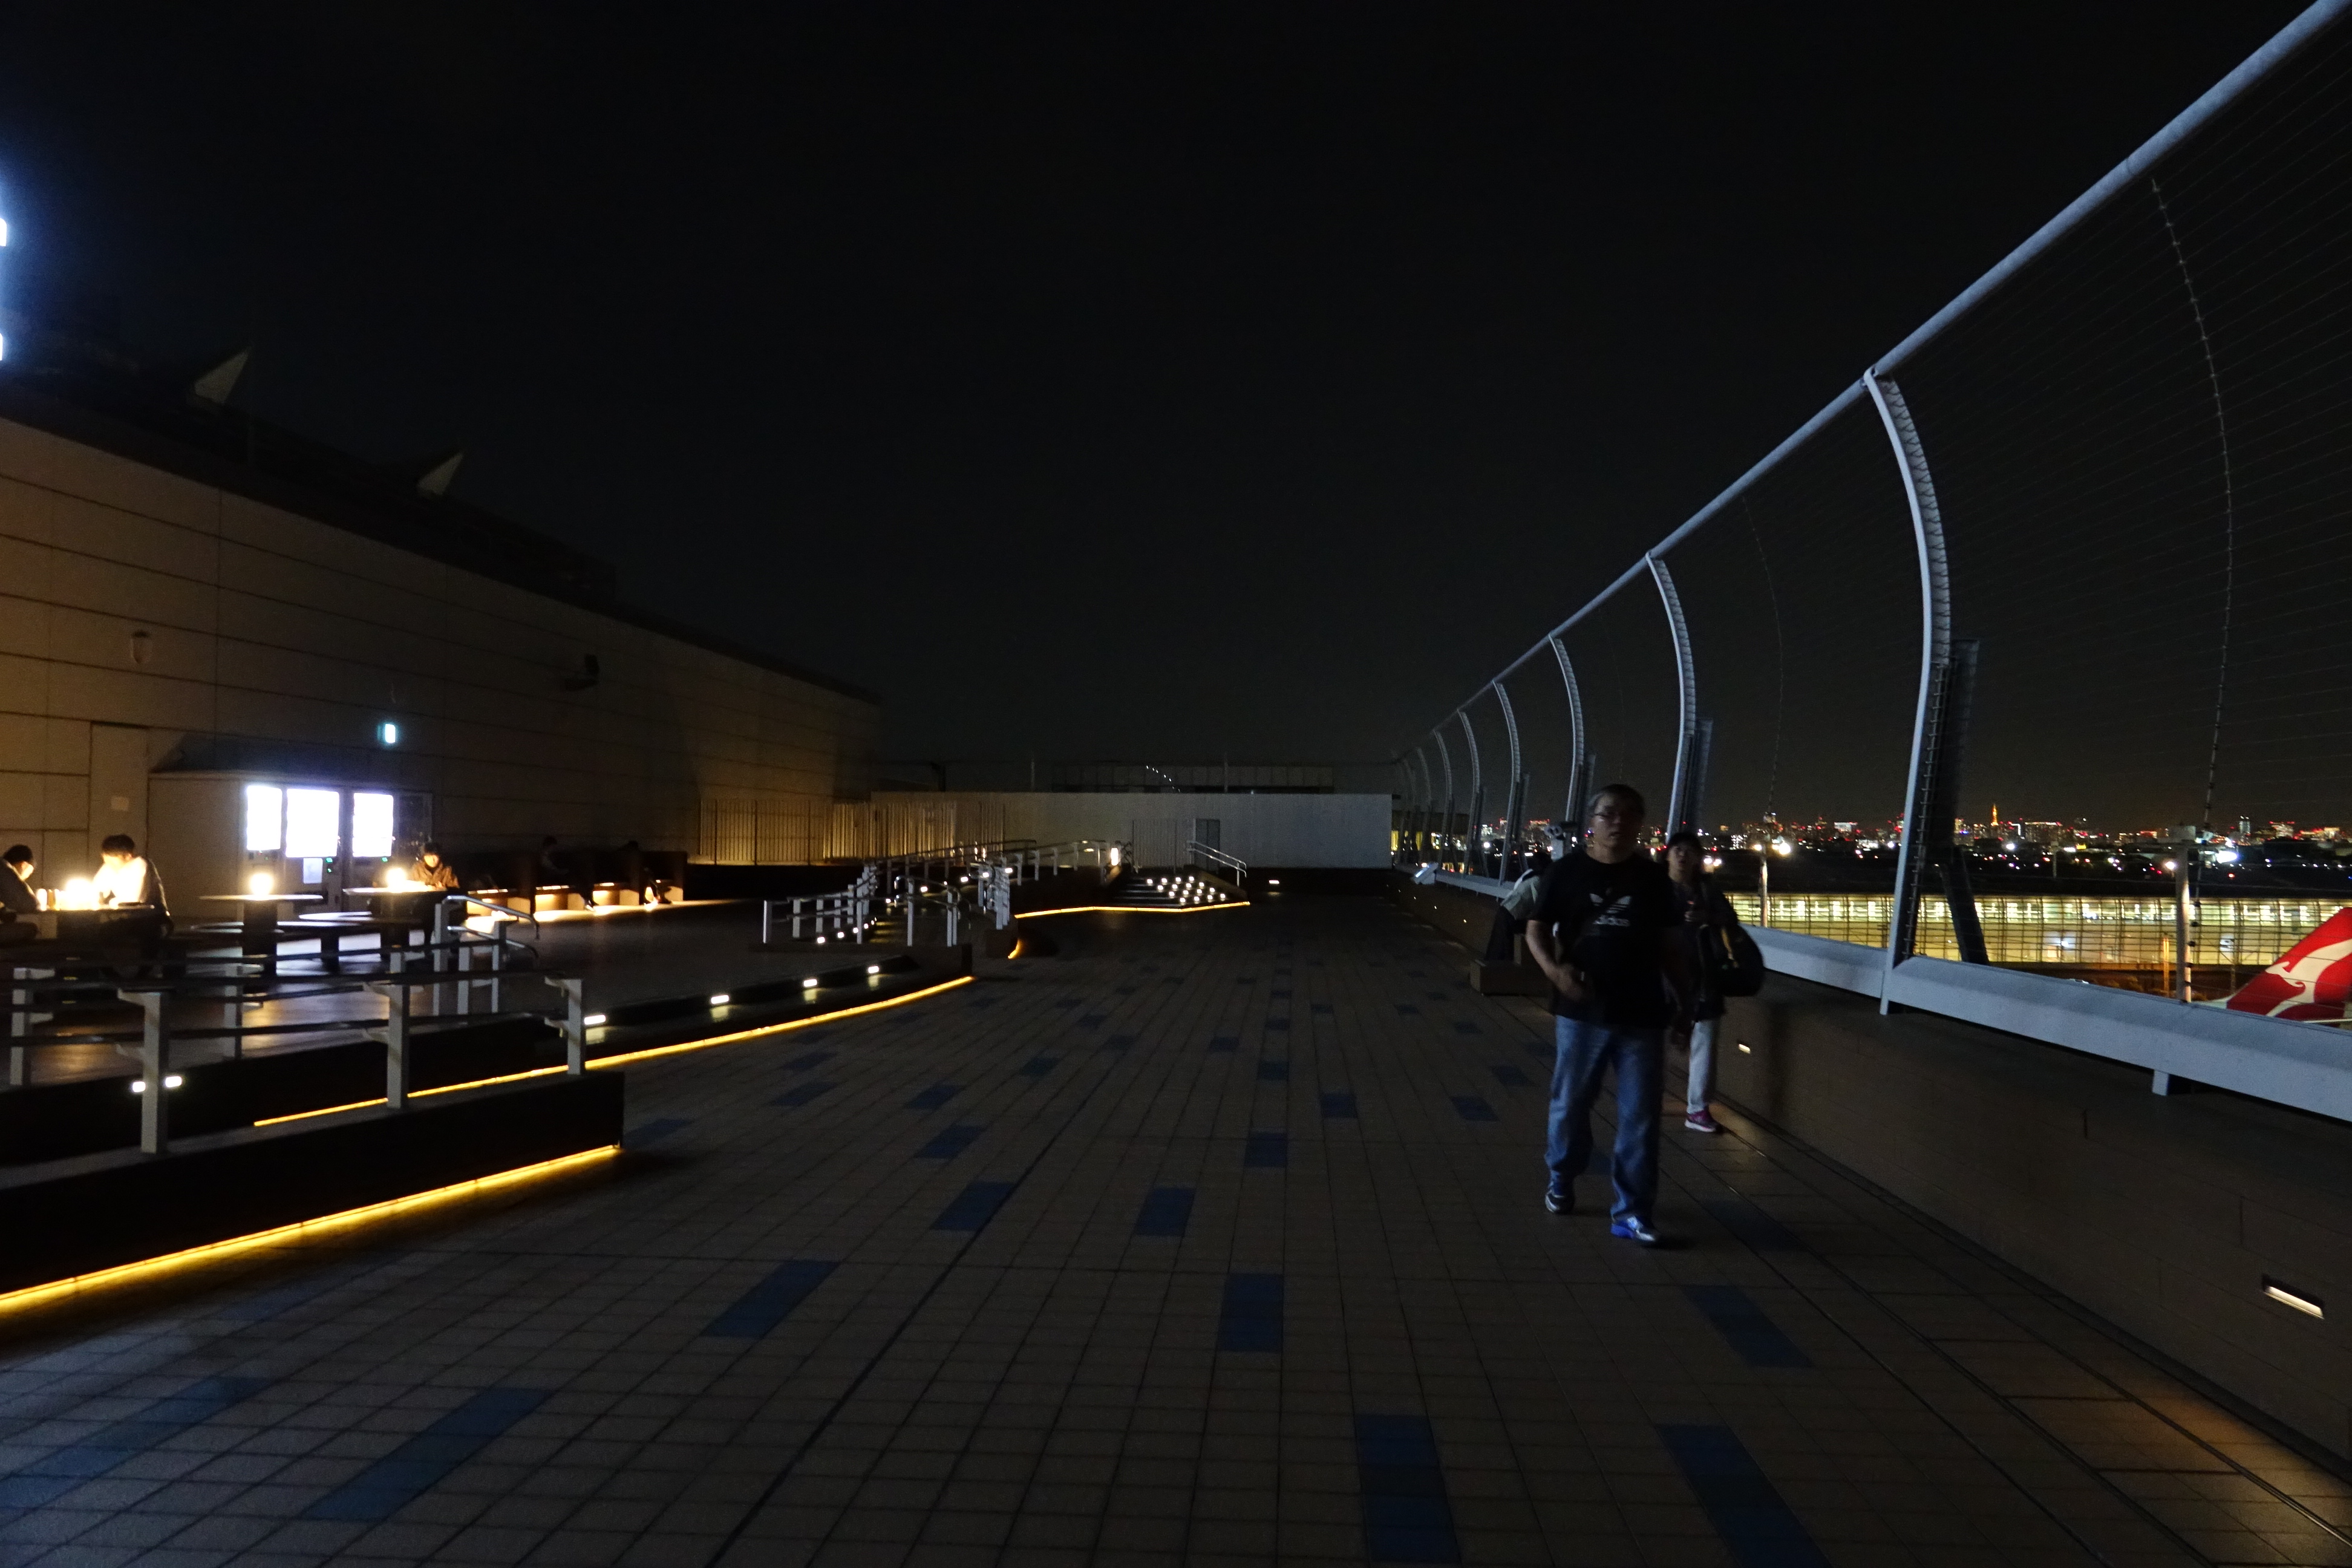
0, 2, 2310, 781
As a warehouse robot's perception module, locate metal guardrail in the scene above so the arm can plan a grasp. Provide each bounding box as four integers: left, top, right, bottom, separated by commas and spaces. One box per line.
1187, 841, 1248, 883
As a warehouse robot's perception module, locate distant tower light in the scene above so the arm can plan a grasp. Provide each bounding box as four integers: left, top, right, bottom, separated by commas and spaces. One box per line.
378, 720, 400, 746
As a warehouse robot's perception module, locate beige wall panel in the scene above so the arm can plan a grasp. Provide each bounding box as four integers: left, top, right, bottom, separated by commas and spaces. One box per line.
46, 551, 218, 632
0, 475, 54, 552
211, 684, 367, 748
50, 495, 220, 584
41, 772, 86, 832
215, 638, 408, 711
0, 419, 60, 495
220, 496, 420, 587
0, 772, 44, 823
41, 718, 87, 774
217, 589, 443, 676
45, 664, 219, 731
218, 541, 445, 636
0, 713, 47, 759
0, 592, 53, 661
45, 439, 218, 532
0, 653, 52, 717
48, 608, 215, 684
0, 525, 56, 599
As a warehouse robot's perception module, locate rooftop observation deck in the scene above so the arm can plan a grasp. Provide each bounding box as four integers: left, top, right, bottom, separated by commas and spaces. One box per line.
0, 896, 2344, 1567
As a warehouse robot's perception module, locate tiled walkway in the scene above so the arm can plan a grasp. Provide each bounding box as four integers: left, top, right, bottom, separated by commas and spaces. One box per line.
0, 897, 2346, 1566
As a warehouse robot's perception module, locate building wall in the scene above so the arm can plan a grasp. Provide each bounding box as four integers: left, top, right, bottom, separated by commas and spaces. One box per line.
843, 791, 1394, 867
0, 413, 878, 883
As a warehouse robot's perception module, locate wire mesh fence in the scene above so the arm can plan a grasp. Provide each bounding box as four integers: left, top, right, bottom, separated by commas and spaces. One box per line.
1402, 0, 2352, 1070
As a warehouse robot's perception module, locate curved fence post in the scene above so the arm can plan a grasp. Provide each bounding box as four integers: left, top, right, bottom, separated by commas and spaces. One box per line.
1456, 708, 1483, 875
1647, 556, 1699, 835
1432, 728, 1455, 869
1493, 679, 1524, 877
1866, 370, 1956, 1008
1549, 636, 1587, 831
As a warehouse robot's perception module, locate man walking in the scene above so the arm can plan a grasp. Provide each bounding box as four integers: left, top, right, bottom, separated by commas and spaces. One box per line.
1526, 783, 1686, 1244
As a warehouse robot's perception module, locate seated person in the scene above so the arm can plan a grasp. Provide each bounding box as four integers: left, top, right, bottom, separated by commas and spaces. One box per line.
1, 845, 37, 915
408, 841, 462, 890
93, 834, 169, 916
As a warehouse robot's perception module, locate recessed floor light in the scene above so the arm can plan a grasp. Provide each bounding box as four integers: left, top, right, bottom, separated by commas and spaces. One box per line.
709, 993, 731, 1006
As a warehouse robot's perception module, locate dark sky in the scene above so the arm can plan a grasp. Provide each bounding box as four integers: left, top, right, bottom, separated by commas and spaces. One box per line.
0, 2, 2311, 781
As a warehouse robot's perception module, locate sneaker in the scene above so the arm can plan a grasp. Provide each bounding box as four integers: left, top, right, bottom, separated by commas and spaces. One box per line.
1610, 1216, 1661, 1246
1685, 1109, 1722, 1134
1544, 1187, 1573, 1215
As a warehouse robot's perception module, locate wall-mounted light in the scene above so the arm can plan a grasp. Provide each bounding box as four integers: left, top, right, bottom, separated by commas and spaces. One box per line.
378, 721, 400, 746
1736, 1041, 1753, 1054
2262, 1277, 2324, 1319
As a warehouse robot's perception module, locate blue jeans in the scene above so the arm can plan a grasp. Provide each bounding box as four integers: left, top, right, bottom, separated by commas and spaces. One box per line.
1547, 1016, 1664, 1222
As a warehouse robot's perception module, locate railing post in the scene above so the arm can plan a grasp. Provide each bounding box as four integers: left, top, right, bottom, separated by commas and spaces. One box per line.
1549, 638, 1587, 831
761, 898, 774, 946
558, 977, 587, 1074
8, 964, 30, 1087
1647, 555, 1699, 837
379, 953, 412, 1108
1455, 710, 1481, 872
1866, 370, 1956, 1013
1431, 728, 1455, 871
121, 987, 170, 1154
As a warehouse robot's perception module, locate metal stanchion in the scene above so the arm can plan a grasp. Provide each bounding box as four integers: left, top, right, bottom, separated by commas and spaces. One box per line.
557, 978, 587, 1075
119, 986, 171, 1154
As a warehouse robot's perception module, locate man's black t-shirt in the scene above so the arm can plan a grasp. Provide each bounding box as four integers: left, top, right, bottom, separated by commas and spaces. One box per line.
1530, 849, 1676, 1027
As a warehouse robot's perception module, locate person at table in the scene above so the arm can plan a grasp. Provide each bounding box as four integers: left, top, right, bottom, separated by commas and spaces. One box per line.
1, 846, 37, 914
408, 841, 462, 890
93, 834, 170, 915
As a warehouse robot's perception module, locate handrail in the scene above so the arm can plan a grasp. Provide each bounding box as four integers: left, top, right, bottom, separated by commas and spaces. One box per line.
1187, 841, 1247, 881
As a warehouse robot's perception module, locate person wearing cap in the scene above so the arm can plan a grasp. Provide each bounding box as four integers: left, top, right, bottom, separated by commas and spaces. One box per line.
408, 842, 462, 890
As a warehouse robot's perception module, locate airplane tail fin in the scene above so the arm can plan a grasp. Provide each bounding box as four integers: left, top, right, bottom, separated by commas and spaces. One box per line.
2224, 906, 2352, 1021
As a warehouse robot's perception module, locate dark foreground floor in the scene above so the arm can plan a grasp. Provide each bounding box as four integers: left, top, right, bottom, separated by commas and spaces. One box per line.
0, 897, 2345, 1567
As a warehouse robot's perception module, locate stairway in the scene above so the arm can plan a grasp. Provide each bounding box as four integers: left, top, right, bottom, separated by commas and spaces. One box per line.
1115, 871, 1240, 909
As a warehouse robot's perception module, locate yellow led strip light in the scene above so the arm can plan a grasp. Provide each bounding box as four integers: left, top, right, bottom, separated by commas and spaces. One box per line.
1013, 902, 1250, 920
255, 975, 978, 1126
0, 1145, 618, 1316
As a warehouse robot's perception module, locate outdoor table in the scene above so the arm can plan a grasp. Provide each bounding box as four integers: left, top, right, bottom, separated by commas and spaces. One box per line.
198, 893, 323, 982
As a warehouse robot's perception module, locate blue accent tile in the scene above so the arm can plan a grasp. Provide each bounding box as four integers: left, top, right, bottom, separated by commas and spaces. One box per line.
1270, 988, 1292, 999
781, 1050, 833, 1071
916, 1125, 983, 1160
1218, 1273, 1284, 1352
1312, 1001, 1333, 1014
1453, 1020, 1481, 1036
773, 1081, 833, 1108
1488, 1064, 1529, 1088
1115, 985, 1137, 995
1077, 1013, 1107, 1028
1236, 975, 1257, 984
1354, 1414, 1459, 1563
1019, 1055, 1059, 1077
1452, 1096, 1497, 1123
703, 1260, 837, 1338
1264, 1016, 1290, 1031
1395, 1004, 1420, 1016
1103, 1033, 1137, 1051
1524, 1039, 1553, 1062
1426, 990, 1449, 1001
1701, 1197, 1806, 1252
0, 1376, 269, 1508
933, 1180, 1018, 1232
1257, 1060, 1289, 1082
625, 1117, 691, 1148
1209, 1035, 1240, 1052
304, 1388, 547, 1521
905, 1082, 962, 1111
1321, 1093, 1359, 1119
1053, 998, 1081, 1009
1244, 1131, 1289, 1168
1134, 1186, 1194, 1237
1683, 1286, 1812, 1368
1657, 1423, 1830, 1567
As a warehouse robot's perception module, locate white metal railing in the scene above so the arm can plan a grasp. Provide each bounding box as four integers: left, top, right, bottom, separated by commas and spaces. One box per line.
760, 864, 879, 946
1187, 841, 1248, 883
